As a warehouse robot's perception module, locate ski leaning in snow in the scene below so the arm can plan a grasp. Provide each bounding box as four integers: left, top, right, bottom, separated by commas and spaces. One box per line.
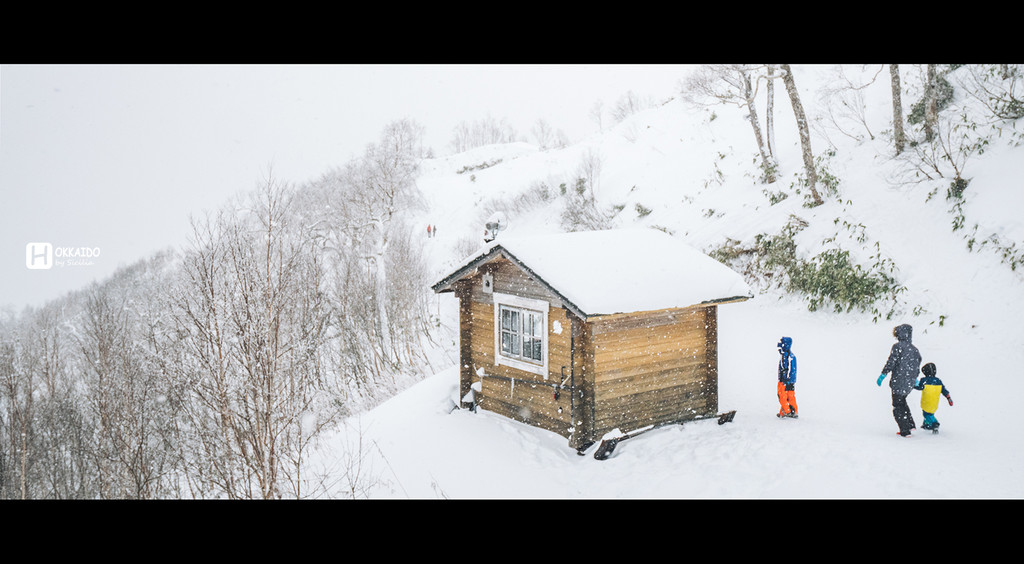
592, 411, 738, 460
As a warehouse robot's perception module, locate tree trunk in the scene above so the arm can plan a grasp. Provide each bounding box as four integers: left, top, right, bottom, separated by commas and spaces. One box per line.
780, 64, 821, 206
925, 64, 938, 142
766, 65, 778, 164
741, 70, 775, 184
890, 64, 906, 155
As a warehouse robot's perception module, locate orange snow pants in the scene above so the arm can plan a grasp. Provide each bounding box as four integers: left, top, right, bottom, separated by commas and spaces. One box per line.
777, 381, 798, 416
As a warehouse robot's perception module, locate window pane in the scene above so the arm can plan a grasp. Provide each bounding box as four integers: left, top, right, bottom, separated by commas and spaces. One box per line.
498, 303, 545, 364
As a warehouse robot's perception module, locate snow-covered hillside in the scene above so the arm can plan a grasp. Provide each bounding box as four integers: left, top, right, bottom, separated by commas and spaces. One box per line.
312, 65, 1024, 499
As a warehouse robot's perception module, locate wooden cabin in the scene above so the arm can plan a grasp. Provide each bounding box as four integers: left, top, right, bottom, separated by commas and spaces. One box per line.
431, 228, 752, 451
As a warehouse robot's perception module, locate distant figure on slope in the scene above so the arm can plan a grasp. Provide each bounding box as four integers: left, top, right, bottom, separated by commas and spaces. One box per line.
427, 224, 432, 238
776, 336, 798, 418
877, 324, 921, 437
914, 362, 953, 432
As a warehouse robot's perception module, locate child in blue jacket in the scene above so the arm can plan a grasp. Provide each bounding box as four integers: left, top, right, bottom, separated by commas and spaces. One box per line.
914, 362, 953, 431
776, 337, 798, 418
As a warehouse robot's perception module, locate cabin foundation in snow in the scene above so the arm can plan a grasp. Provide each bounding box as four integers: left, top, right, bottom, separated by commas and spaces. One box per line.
432, 229, 752, 451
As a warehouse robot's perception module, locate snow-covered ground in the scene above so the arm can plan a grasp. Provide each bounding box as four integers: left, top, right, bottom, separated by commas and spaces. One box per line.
315, 294, 1023, 499
311, 65, 1024, 499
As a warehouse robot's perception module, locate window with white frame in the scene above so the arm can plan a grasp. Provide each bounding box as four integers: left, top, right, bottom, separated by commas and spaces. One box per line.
493, 293, 548, 377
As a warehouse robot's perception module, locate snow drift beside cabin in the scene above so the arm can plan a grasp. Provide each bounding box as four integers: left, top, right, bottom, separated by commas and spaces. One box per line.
437, 228, 753, 316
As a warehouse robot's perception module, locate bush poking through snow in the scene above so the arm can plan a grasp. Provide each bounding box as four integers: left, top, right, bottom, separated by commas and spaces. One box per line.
710, 218, 904, 319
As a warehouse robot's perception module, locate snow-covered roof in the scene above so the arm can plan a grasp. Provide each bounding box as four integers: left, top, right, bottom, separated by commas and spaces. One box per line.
432, 228, 753, 318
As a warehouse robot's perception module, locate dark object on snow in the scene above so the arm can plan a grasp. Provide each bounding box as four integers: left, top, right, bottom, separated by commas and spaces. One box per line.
592, 411, 738, 460
593, 438, 620, 461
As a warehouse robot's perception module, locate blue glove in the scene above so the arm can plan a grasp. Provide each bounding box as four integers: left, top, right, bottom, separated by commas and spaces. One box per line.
877, 373, 886, 386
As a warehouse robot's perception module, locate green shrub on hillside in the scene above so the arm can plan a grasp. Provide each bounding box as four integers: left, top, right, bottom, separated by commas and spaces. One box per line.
789, 248, 901, 314
710, 218, 904, 319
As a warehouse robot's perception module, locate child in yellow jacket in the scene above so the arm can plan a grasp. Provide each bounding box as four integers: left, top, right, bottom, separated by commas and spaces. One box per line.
913, 362, 953, 432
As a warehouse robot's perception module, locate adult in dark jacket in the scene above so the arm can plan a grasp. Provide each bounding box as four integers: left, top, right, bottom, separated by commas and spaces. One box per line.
877, 324, 921, 437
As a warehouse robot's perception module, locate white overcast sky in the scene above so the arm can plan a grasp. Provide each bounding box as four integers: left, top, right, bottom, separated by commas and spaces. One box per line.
0, 63, 694, 312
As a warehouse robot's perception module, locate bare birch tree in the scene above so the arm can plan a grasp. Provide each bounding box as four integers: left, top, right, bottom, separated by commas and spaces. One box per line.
0, 329, 32, 499
577, 148, 603, 199
0, 303, 88, 499
765, 65, 778, 164
815, 65, 884, 145
924, 64, 940, 142
610, 90, 648, 124
2, 259, 183, 500
22, 304, 90, 498
891, 64, 907, 154
957, 64, 1024, 121
174, 174, 339, 498
449, 115, 519, 153
589, 101, 604, 133
78, 281, 161, 498
532, 118, 554, 149
683, 64, 777, 183
780, 64, 822, 206
299, 119, 432, 406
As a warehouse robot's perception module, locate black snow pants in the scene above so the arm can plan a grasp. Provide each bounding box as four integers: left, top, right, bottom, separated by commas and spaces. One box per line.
892, 392, 916, 434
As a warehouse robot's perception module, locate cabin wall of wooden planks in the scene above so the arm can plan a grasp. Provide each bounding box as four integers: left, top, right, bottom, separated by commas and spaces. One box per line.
587, 305, 718, 440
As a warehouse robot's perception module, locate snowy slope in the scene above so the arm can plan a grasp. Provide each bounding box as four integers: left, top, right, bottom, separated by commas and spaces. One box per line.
312, 65, 1024, 499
